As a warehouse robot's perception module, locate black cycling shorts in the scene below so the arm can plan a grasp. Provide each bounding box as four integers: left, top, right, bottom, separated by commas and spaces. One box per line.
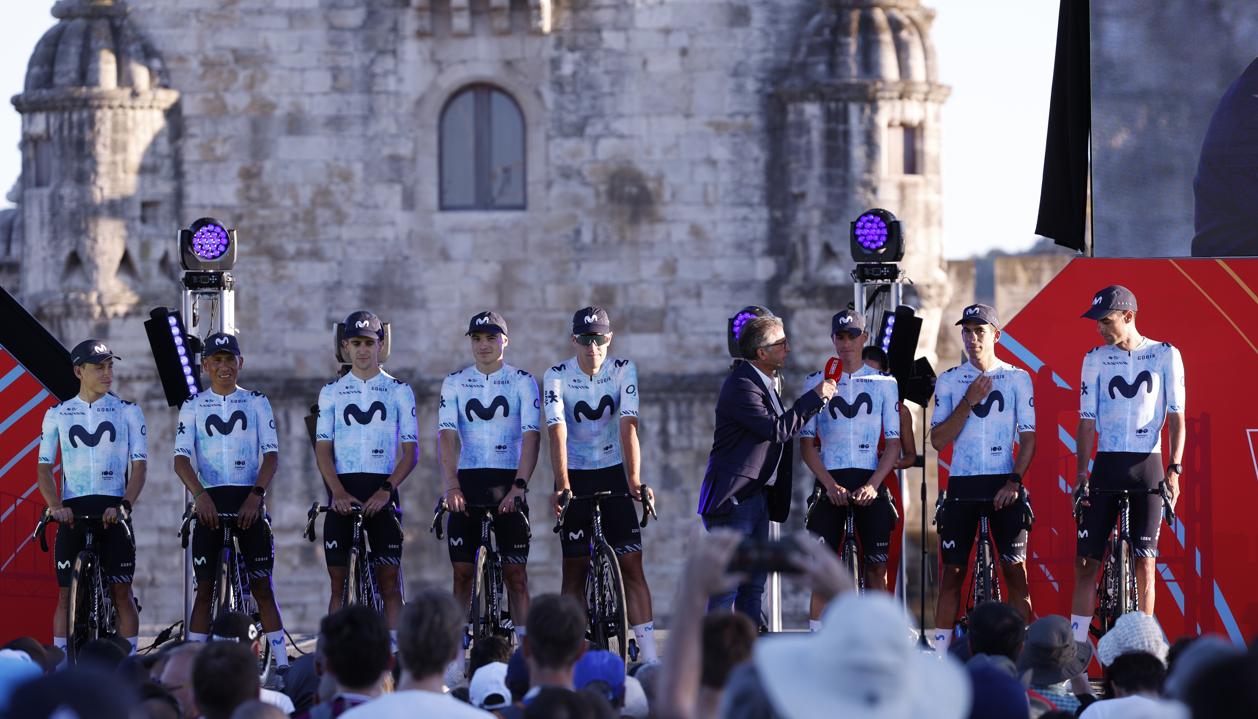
804, 469, 896, 564
448, 469, 530, 565
560, 464, 642, 558
938, 474, 1029, 566
1077, 452, 1164, 560
190, 486, 275, 585
54, 496, 135, 588
323, 473, 404, 568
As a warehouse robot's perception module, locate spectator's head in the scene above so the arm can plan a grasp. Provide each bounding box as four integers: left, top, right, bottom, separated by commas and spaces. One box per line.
966, 658, 1029, 719
966, 602, 1025, 662
1017, 615, 1092, 686
192, 641, 260, 719
738, 316, 786, 365
719, 663, 782, 719
1163, 634, 1242, 700
76, 637, 128, 671
2, 638, 55, 674
469, 635, 513, 679
0, 648, 44, 713
574, 650, 626, 707
1097, 612, 1168, 667
575, 687, 619, 719
228, 699, 288, 719
469, 662, 513, 711
1184, 652, 1258, 717
158, 642, 204, 719
396, 588, 463, 682
320, 604, 392, 692
752, 592, 970, 718
1103, 651, 1166, 699
147, 640, 187, 683
505, 648, 530, 701
4, 666, 134, 719
701, 610, 757, 689
277, 653, 321, 713
621, 675, 649, 719
137, 681, 182, 719
523, 687, 598, 719
524, 593, 587, 676
629, 661, 660, 707
210, 612, 262, 659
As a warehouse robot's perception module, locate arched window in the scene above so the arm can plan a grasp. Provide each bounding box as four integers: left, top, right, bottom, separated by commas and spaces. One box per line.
439, 84, 526, 210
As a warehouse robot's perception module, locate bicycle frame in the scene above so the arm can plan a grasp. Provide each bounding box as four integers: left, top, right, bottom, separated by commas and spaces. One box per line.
33, 510, 127, 665
935, 494, 1018, 629
304, 501, 387, 612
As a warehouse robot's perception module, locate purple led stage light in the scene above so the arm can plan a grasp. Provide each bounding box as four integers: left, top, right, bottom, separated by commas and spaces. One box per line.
854, 213, 889, 251
191, 223, 230, 261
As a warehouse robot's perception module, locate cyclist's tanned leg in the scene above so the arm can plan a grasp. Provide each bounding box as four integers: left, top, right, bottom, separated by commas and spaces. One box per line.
503, 564, 530, 621
1071, 556, 1102, 617
1000, 561, 1032, 623
190, 584, 216, 634
865, 562, 888, 592
375, 564, 403, 627
560, 557, 589, 605
110, 582, 139, 637
618, 551, 652, 625
1135, 557, 1156, 614
327, 567, 348, 614
249, 577, 283, 632
53, 588, 70, 638
935, 565, 965, 634
452, 562, 474, 606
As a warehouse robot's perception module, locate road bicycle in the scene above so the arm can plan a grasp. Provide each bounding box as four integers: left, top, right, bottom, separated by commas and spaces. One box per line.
304, 501, 394, 612
934, 488, 1033, 628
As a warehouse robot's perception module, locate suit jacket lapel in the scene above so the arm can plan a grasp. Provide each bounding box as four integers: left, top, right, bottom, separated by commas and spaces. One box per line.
743, 362, 779, 417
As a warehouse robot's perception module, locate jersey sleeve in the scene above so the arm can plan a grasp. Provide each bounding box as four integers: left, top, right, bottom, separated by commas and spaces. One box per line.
396, 382, 419, 444
1165, 346, 1186, 414
1080, 351, 1099, 420
931, 372, 954, 428
173, 400, 196, 458
799, 372, 822, 438
543, 367, 565, 426
37, 407, 59, 464
518, 372, 541, 433
256, 395, 279, 454
315, 383, 335, 442
1014, 370, 1035, 434
437, 374, 458, 432
619, 360, 639, 419
126, 404, 148, 462
881, 379, 901, 440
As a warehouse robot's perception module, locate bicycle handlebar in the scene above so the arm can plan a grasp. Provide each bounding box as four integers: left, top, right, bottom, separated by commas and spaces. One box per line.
34, 507, 132, 553
1072, 481, 1175, 525
302, 500, 397, 542
551, 487, 656, 534
430, 495, 531, 542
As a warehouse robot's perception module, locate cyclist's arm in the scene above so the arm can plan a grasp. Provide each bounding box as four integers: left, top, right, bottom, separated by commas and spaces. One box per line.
929, 376, 965, 450
386, 382, 420, 490
620, 416, 641, 491
868, 438, 900, 490
254, 452, 278, 494
173, 455, 206, 496
1074, 419, 1096, 481
548, 424, 570, 492
36, 463, 60, 509
799, 437, 834, 491
123, 459, 147, 507
385, 441, 418, 491
516, 430, 540, 485
438, 429, 461, 494
1012, 430, 1035, 478
897, 405, 918, 467
314, 441, 349, 496
516, 372, 541, 485
36, 410, 61, 509
253, 395, 280, 494
1166, 411, 1185, 471
1012, 371, 1036, 480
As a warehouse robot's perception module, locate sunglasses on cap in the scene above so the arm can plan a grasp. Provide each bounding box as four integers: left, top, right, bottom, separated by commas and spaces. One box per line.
574, 334, 610, 346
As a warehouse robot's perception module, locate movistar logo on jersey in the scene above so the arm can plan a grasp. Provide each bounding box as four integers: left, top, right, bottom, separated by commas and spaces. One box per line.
93, 343, 108, 353
215, 336, 231, 346
573, 395, 615, 422
68, 422, 117, 448
828, 393, 872, 419
344, 401, 387, 426
584, 313, 600, 324
356, 319, 370, 328
475, 316, 491, 325
1108, 371, 1153, 399
205, 411, 248, 436
465, 396, 510, 422
970, 391, 1005, 418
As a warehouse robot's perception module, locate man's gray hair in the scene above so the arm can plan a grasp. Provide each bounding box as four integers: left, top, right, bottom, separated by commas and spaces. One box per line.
738, 316, 784, 361
397, 587, 464, 680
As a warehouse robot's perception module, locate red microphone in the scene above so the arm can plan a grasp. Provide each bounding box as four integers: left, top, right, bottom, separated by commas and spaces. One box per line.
824, 357, 842, 383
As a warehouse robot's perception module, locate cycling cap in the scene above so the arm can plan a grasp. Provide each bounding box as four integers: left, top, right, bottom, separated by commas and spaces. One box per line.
343, 310, 384, 339
466, 311, 508, 336
572, 306, 611, 335
831, 309, 865, 336
955, 304, 1000, 327
203, 332, 241, 357
70, 339, 120, 366
1082, 284, 1138, 319
574, 650, 626, 703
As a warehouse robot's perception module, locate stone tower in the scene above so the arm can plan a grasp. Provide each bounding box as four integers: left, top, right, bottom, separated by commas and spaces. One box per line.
772, 0, 950, 364
11, 0, 181, 349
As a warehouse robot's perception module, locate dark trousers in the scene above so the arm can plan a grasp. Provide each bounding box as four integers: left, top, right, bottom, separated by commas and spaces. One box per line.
701, 489, 769, 623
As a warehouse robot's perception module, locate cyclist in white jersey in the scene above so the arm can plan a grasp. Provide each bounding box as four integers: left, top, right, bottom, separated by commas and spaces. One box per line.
800, 311, 901, 624
36, 339, 147, 655
172, 333, 289, 667
315, 311, 418, 633
438, 311, 540, 638
930, 305, 1037, 650
1070, 285, 1185, 642
544, 306, 658, 662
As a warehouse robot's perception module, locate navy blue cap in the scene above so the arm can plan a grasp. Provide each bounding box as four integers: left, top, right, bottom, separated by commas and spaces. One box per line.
955, 304, 1001, 328
572, 306, 612, 335
203, 332, 241, 356
1082, 285, 1138, 319
831, 309, 865, 336
466, 311, 508, 336
343, 310, 384, 339
69, 339, 120, 366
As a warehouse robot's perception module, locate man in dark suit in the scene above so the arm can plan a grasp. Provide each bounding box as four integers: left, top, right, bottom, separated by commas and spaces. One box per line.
697, 314, 836, 620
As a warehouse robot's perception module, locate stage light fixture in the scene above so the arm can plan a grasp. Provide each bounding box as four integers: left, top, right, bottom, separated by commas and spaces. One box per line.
850, 208, 905, 263
179, 217, 238, 271
145, 307, 202, 406
727, 305, 772, 359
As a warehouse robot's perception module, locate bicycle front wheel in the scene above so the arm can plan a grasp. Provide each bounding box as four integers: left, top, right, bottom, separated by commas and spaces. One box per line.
841, 539, 861, 592
344, 549, 362, 607
1116, 540, 1137, 616
65, 551, 101, 664
468, 547, 495, 648
588, 542, 630, 666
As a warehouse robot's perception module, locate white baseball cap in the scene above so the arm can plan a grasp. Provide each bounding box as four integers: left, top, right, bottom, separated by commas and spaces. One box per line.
469, 662, 512, 710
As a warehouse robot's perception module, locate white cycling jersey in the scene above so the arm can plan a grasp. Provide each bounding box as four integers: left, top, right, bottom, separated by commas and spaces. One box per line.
315, 369, 418, 475
174, 387, 278, 488
932, 360, 1034, 477
38, 393, 147, 500
800, 365, 900, 471
543, 357, 639, 471
438, 363, 540, 470
1080, 337, 1185, 454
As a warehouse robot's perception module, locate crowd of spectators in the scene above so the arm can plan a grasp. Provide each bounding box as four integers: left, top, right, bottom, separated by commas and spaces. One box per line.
3, 527, 1258, 718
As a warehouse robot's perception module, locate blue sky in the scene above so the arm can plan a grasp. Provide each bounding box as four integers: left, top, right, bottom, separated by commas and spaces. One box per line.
0, 1, 1057, 259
